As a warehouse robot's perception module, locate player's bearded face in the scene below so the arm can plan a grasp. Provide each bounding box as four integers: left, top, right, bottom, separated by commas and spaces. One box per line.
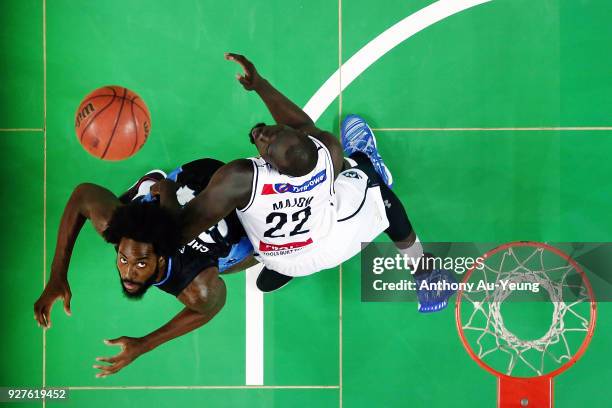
116, 239, 163, 299
117, 263, 160, 299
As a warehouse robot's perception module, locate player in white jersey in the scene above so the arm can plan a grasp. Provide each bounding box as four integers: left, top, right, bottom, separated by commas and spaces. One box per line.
180, 53, 455, 312
235, 132, 391, 278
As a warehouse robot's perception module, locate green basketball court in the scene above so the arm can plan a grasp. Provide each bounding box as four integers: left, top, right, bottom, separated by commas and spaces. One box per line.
1, 0, 610, 407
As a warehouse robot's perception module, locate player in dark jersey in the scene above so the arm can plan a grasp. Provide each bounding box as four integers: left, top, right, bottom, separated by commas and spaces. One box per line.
33, 158, 255, 378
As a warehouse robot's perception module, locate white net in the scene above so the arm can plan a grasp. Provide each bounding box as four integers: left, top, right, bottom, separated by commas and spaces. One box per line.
459, 244, 594, 377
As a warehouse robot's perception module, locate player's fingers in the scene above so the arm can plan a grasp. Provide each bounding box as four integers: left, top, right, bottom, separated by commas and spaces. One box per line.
104, 337, 126, 348
96, 356, 119, 364
94, 366, 116, 378
41, 307, 51, 329
95, 364, 123, 378
34, 311, 43, 327
63, 292, 72, 316
94, 360, 123, 369
35, 309, 45, 327
228, 55, 246, 70
225, 52, 244, 62
33, 303, 43, 325
227, 54, 252, 75
93, 364, 112, 371
96, 372, 112, 378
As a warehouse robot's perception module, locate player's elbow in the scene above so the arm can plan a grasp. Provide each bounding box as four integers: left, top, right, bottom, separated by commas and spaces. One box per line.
209, 278, 227, 315
205, 278, 227, 321
71, 183, 97, 205
73, 182, 101, 199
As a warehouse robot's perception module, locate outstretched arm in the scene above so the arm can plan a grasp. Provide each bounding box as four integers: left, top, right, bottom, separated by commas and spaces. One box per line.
178, 159, 253, 244
94, 267, 226, 378
226, 53, 344, 177
34, 183, 120, 328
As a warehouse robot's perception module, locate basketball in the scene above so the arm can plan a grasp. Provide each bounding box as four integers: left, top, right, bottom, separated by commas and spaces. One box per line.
74, 85, 151, 160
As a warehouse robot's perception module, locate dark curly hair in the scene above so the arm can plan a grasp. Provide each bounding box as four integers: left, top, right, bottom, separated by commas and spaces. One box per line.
103, 201, 180, 258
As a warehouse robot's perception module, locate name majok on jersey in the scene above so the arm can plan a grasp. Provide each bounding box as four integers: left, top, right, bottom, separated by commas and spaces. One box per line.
273, 196, 313, 210
261, 169, 326, 195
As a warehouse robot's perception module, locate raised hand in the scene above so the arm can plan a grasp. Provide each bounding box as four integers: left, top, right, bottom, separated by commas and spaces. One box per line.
34, 278, 72, 329
225, 52, 263, 91
93, 336, 148, 378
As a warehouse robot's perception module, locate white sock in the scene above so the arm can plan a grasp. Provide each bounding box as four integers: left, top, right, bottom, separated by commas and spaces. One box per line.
397, 239, 424, 269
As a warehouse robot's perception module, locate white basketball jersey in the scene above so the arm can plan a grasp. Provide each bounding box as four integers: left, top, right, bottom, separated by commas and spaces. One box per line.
236, 137, 336, 271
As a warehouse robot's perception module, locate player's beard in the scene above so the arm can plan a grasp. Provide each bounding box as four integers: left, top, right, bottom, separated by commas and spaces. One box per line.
117, 264, 161, 300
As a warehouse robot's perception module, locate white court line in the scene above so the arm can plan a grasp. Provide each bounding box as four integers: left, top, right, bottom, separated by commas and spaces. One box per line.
303, 0, 492, 121
337, 0, 343, 404
43, 0, 48, 404
68, 385, 339, 390
0, 128, 44, 132
244, 0, 492, 389
338, 0, 343, 408
245, 264, 264, 385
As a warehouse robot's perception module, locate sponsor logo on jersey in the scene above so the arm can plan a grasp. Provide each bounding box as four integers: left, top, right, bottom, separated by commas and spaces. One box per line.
259, 238, 313, 252
343, 170, 362, 179
261, 170, 327, 195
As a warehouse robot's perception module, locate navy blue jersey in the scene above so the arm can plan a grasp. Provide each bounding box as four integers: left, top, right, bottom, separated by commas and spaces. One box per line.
131, 158, 251, 296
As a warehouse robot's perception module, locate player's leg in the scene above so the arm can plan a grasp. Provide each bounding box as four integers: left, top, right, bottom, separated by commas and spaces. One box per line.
341, 114, 456, 312
344, 151, 417, 248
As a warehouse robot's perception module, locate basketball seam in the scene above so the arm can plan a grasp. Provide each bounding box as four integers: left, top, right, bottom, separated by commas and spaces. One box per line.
132, 97, 151, 143
101, 88, 128, 159
78, 87, 117, 142
131, 97, 150, 118
129, 97, 139, 156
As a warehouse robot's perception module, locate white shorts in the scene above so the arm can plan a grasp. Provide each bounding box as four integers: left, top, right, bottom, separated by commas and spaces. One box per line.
263, 168, 390, 277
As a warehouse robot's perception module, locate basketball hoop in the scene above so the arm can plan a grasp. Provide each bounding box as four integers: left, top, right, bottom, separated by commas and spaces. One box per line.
455, 242, 597, 407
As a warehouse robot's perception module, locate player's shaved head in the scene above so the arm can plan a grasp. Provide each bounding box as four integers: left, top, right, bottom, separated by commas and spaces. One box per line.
273, 130, 317, 176
251, 124, 317, 176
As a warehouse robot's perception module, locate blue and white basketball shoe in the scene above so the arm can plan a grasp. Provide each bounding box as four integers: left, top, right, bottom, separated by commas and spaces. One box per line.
341, 114, 393, 188
119, 169, 167, 203
414, 269, 457, 313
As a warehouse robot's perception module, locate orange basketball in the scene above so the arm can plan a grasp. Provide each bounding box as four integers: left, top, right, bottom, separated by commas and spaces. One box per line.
75, 86, 151, 160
